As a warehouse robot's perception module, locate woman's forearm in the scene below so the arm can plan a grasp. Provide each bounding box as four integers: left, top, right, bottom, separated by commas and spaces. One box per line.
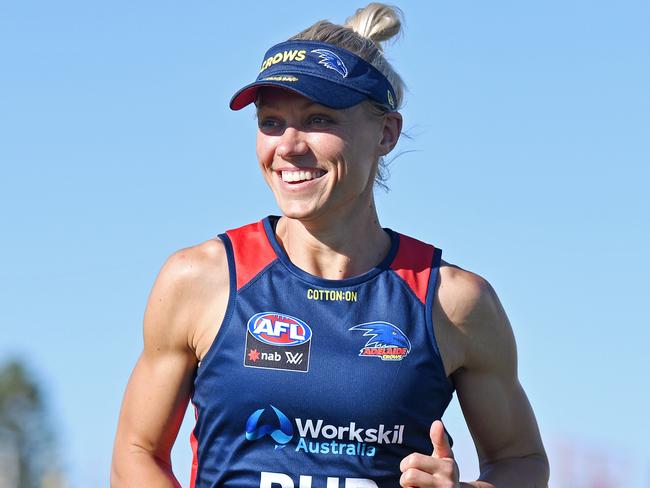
111, 445, 182, 488
460, 452, 550, 488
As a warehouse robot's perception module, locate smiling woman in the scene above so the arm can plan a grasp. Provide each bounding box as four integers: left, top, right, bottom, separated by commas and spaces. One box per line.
254, 89, 399, 225
111, 3, 549, 488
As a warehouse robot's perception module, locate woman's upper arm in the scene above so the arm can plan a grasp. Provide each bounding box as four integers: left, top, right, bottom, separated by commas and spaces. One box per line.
112, 239, 229, 471
437, 267, 547, 466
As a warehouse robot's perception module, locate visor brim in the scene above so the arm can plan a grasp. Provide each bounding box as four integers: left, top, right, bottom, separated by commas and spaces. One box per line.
229, 75, 368, 111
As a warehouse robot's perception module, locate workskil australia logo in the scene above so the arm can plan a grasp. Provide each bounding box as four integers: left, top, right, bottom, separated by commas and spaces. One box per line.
245, 404, 405, 458
245, 405, 294, 450
244, 312, 312, 372
349, 322, 411, 361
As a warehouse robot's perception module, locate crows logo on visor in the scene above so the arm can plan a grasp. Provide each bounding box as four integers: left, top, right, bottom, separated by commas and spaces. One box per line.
311, 49, 348, 78
349, 321, 411, 361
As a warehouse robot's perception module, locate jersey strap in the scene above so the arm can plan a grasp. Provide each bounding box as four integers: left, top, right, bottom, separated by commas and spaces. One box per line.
390, 233, 436, 304
225, 220, 278, 291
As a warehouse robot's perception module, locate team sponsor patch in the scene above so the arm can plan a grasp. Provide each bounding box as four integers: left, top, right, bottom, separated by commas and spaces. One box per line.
245, 403, 405, 459
260, 472, 378, 487
349, 321, 411, 361
245, 405, 294, 449
306, 288, 358, 302
244, 312, 312, 372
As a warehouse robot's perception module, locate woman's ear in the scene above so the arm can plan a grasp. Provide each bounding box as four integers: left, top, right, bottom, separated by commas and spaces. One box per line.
378, 112, 403, 156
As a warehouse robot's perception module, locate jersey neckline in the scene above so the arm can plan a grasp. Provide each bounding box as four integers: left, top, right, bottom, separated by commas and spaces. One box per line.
262, 215, 400, 288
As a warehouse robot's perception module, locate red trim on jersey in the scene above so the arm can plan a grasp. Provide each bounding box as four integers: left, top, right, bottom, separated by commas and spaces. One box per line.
226, 220, 277, 290
390, 234, 435, 304
189, 404, 199, 488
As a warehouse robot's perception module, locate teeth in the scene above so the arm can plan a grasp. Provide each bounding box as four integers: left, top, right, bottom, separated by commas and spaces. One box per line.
281, 169, 324, 183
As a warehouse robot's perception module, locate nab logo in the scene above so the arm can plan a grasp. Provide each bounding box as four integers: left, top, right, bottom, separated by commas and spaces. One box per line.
246, 405, 294, 449
248, 312, 312, 346
245, 312, 312, 372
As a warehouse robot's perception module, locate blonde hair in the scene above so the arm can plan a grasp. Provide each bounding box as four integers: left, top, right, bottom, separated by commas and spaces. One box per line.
289, 3, 405, 189
289, 3, 405, 111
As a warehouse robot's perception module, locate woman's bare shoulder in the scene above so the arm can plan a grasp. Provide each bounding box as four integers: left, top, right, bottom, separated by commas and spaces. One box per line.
434, 260, 512, 374
437, 260, 494, 324
145, 237, 231, 360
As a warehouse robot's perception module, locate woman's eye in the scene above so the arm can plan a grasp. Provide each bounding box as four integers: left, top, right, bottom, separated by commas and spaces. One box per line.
258, 118, 282, 130
308, 115, 333, 126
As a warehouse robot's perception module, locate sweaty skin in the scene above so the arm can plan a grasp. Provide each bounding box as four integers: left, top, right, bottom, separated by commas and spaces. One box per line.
111, 89, 549, 487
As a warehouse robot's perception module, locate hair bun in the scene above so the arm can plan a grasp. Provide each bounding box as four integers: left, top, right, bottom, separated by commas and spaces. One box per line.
344, 3, 403, 50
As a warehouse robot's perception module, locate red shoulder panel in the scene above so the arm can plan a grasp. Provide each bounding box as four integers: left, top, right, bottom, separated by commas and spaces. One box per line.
226, 220, 277, 290
390, 233, 435, 304
189, 404, 199, 488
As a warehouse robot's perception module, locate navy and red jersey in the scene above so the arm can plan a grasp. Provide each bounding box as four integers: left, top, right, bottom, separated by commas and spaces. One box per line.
189, 216, 455, 488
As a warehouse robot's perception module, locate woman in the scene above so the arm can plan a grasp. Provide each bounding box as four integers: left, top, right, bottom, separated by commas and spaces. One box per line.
112, 4, 549, 487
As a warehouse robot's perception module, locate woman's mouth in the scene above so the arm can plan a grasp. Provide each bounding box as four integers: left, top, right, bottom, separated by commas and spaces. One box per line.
280, 169, 326, 184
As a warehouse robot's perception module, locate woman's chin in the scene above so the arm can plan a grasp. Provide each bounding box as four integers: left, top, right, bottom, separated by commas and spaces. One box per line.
274, 199, 329, 221
277, 205, 318, 220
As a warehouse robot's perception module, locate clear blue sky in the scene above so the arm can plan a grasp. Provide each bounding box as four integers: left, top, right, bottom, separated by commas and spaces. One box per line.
1, 1, 648, 486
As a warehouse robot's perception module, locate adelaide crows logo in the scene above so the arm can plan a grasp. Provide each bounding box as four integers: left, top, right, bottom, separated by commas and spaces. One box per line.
311, 49, 348, 78
245, 405, 294, 449
349, 321, 411, 361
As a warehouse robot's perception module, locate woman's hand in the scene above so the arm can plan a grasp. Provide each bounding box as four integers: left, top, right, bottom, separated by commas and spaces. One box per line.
399, 420, 460, 488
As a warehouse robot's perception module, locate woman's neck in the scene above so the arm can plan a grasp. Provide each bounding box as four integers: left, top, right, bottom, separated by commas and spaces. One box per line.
275, 201, 391, 280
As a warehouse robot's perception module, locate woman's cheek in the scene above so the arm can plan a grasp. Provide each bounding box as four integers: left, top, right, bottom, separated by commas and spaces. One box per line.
256, 132, 274, 164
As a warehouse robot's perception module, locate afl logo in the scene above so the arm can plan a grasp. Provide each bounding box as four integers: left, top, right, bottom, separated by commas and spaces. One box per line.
247, 312, 312, 346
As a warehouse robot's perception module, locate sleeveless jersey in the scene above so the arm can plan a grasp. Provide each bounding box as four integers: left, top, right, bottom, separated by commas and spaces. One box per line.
190, 216, 455, 488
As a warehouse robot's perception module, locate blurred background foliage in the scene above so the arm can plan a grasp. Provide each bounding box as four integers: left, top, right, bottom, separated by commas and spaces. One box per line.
0, 360, 66, 488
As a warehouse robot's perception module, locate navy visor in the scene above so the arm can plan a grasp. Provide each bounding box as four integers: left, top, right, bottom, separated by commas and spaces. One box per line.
230, 40, 397, 111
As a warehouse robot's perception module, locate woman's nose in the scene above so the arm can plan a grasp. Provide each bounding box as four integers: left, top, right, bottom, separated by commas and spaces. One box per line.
276, 127, 308, 159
